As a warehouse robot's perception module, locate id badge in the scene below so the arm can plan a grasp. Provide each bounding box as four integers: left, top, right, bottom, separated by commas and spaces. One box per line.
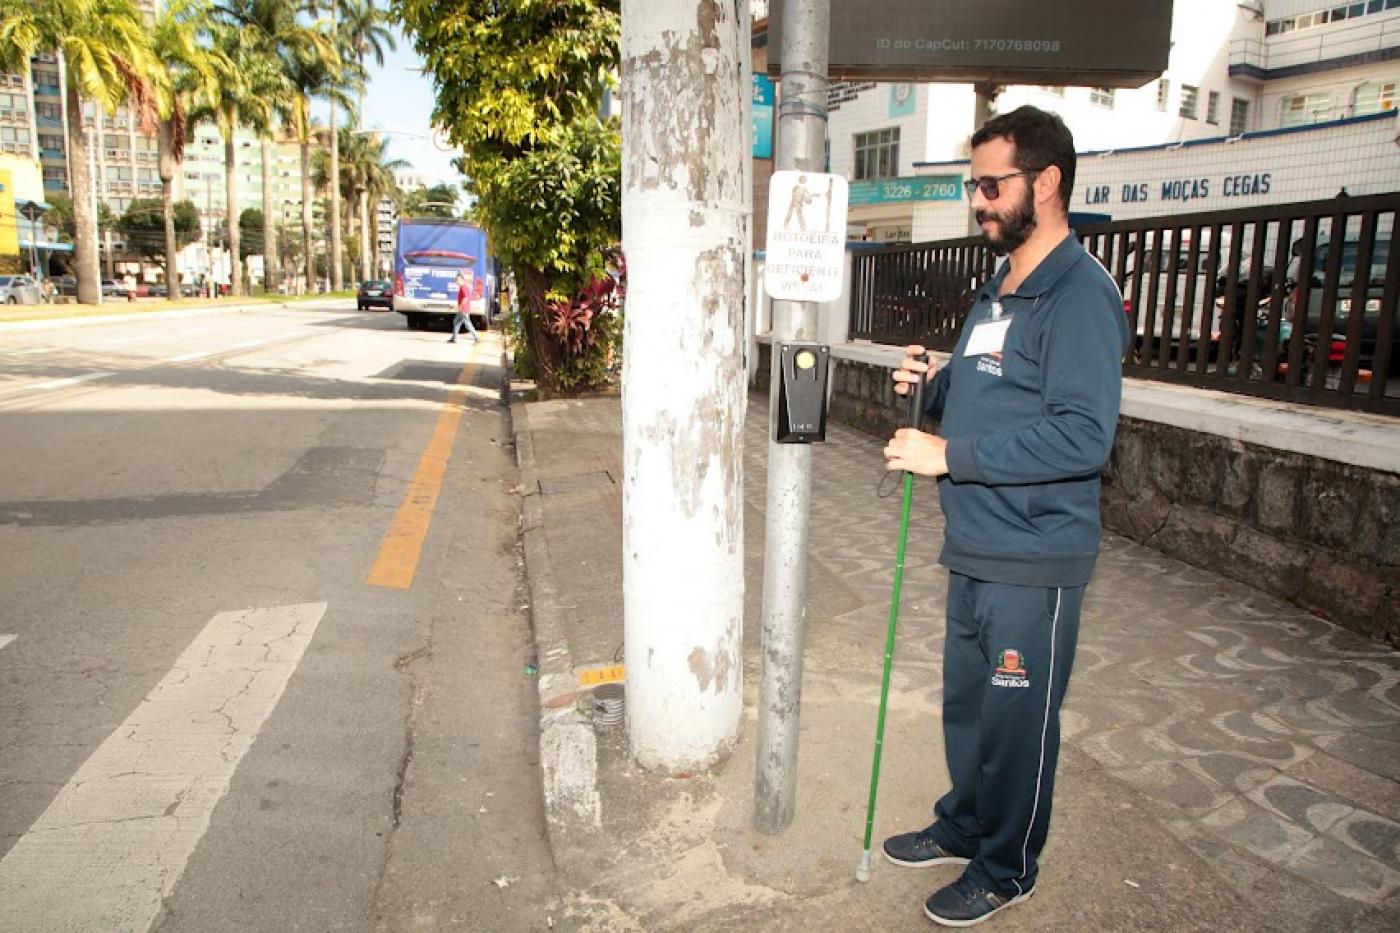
964, 318, 1011, 357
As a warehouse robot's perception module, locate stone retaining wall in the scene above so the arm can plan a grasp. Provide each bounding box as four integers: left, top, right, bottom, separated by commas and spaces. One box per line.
755, 342, 1399, 647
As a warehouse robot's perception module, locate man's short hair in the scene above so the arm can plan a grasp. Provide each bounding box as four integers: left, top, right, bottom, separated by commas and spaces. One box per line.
971, 105, 1076, 214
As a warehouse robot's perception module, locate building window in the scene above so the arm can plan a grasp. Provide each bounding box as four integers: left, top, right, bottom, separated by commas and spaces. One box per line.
1042, 86, 1065, 97
1090, 87, 1115, 108
1180, 85, 1199, 119
1229, 98, 1250, 135
1206, 91, 1220, 125
853, 127, 899, 180
1267, 0, 1397, 32
1156, 79, 1170, 111
1281, 93, 1331, 127
1352, 80, 1396, 116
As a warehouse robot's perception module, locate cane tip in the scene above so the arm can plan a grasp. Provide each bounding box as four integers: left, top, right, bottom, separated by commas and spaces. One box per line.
856, 851, 871, 883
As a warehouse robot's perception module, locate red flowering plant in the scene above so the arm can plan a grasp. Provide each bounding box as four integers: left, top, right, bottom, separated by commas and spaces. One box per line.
541, 250, 626, 389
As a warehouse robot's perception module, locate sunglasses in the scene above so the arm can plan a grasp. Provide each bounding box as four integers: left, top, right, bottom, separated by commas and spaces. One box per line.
963, 170, 1040, 200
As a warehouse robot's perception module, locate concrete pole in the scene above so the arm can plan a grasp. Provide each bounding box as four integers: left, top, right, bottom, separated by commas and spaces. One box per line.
620, 0, 749, 773
754, 0, 830, 835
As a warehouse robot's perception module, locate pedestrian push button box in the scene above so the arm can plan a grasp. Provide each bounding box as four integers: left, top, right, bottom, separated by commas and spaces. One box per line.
775, 342, 830, 444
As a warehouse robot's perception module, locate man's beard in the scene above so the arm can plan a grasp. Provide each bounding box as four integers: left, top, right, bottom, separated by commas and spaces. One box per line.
975, 186, 1038, 256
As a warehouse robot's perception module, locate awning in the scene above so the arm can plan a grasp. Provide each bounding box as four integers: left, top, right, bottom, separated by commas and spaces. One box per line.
15, 197, 53, 212
17, 236, 73, 252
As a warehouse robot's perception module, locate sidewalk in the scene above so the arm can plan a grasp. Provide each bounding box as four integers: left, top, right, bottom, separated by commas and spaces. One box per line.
513, 393, 1400, 931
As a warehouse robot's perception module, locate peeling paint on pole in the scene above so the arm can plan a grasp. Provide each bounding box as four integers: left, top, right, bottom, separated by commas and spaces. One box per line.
621, 1, 750, 773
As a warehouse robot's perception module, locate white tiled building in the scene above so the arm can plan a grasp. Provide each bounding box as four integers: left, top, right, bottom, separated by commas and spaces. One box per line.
766, 0, 1400, 243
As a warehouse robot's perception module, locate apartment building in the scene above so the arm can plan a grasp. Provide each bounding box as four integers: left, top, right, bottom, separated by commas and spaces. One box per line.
376, 197, 397, 277
177, 128, 323, 237
0, 0, 325, 276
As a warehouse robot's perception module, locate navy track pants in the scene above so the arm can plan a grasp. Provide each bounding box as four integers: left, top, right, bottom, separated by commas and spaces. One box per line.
928, 572, 1084, 898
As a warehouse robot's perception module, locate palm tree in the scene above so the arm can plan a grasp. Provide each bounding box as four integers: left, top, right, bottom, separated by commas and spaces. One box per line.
337, 0, 394, 284
150, 0, 225, 301
354, 133, 407, 280
189, 24, 278, 297
215, 0, 338, 294
341, 0, 395, 131
316, 128, 404, 281
325, 45, 363, 292
260, 129, 281, 294
0, 0, 158, 304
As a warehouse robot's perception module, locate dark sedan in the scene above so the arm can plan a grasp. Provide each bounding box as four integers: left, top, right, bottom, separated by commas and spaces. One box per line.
357, 279, 393, 311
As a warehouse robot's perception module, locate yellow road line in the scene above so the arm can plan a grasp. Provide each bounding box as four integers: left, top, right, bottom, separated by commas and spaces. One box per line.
366, 347, 482, 589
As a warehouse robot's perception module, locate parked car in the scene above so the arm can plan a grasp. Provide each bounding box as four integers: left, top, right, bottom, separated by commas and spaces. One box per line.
1285, 238, 1393, 381
150, 282, 200, 298
0, 274, 43, 305
1119, 230, 1276, 362
357, 279, 393, 311
56, 275, 78, 296
101, 279, 132, 299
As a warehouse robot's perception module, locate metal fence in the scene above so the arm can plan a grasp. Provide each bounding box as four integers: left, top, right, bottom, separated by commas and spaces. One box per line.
848, 235, 996, 349
849, 193, 1400, 416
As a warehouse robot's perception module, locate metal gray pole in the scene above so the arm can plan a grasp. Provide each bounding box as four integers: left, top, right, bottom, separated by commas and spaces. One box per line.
755, 0, 831, 836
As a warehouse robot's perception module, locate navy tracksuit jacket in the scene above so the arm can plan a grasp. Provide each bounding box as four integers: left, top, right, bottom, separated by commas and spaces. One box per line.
919, 232, 1129, 897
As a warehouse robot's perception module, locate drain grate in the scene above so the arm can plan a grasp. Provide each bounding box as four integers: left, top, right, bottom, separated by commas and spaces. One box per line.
591, 684, 625, 726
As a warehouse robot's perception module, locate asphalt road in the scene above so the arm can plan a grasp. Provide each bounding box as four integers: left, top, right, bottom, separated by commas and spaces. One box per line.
0, 303, 562, 932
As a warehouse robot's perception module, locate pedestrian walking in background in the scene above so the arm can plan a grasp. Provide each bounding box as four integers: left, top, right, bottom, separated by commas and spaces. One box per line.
449, 270, 479, 344
881, 105, 1130, 927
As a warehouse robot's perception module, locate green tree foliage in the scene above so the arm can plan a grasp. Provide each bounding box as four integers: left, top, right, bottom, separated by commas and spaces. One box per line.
399, 182, 463, 219
239, 207, 263, 258
391, 0, 621, 394
117, 198, 202, 257
44, 193, 114, 242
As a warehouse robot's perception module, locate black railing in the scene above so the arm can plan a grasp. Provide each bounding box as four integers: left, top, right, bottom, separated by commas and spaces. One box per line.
849, 234, 996, 351
849, 194, 1399, 416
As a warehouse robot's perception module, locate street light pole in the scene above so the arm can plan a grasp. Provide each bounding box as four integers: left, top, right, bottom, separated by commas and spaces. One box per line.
755, 0, 832, 836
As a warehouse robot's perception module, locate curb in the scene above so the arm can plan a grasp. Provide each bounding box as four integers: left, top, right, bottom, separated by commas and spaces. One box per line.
509, 393, 604, 875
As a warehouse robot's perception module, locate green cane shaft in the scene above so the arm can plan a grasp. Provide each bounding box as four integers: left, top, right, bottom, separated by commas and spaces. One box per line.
861, 469, 915, 852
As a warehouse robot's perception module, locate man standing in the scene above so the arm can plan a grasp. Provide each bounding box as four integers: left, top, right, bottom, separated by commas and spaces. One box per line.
881, 105, 1129, 926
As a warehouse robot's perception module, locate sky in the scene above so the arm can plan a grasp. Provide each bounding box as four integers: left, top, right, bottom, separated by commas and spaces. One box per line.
356, 25, 464, 190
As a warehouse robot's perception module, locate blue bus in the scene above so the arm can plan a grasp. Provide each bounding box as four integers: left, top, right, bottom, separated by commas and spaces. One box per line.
393, 218, 496, 331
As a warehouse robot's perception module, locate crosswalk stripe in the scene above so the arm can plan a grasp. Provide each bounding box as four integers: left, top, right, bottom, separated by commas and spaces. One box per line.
164, 349, 214, 363
0, 602, 328, 932
24, 372, 114, 391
